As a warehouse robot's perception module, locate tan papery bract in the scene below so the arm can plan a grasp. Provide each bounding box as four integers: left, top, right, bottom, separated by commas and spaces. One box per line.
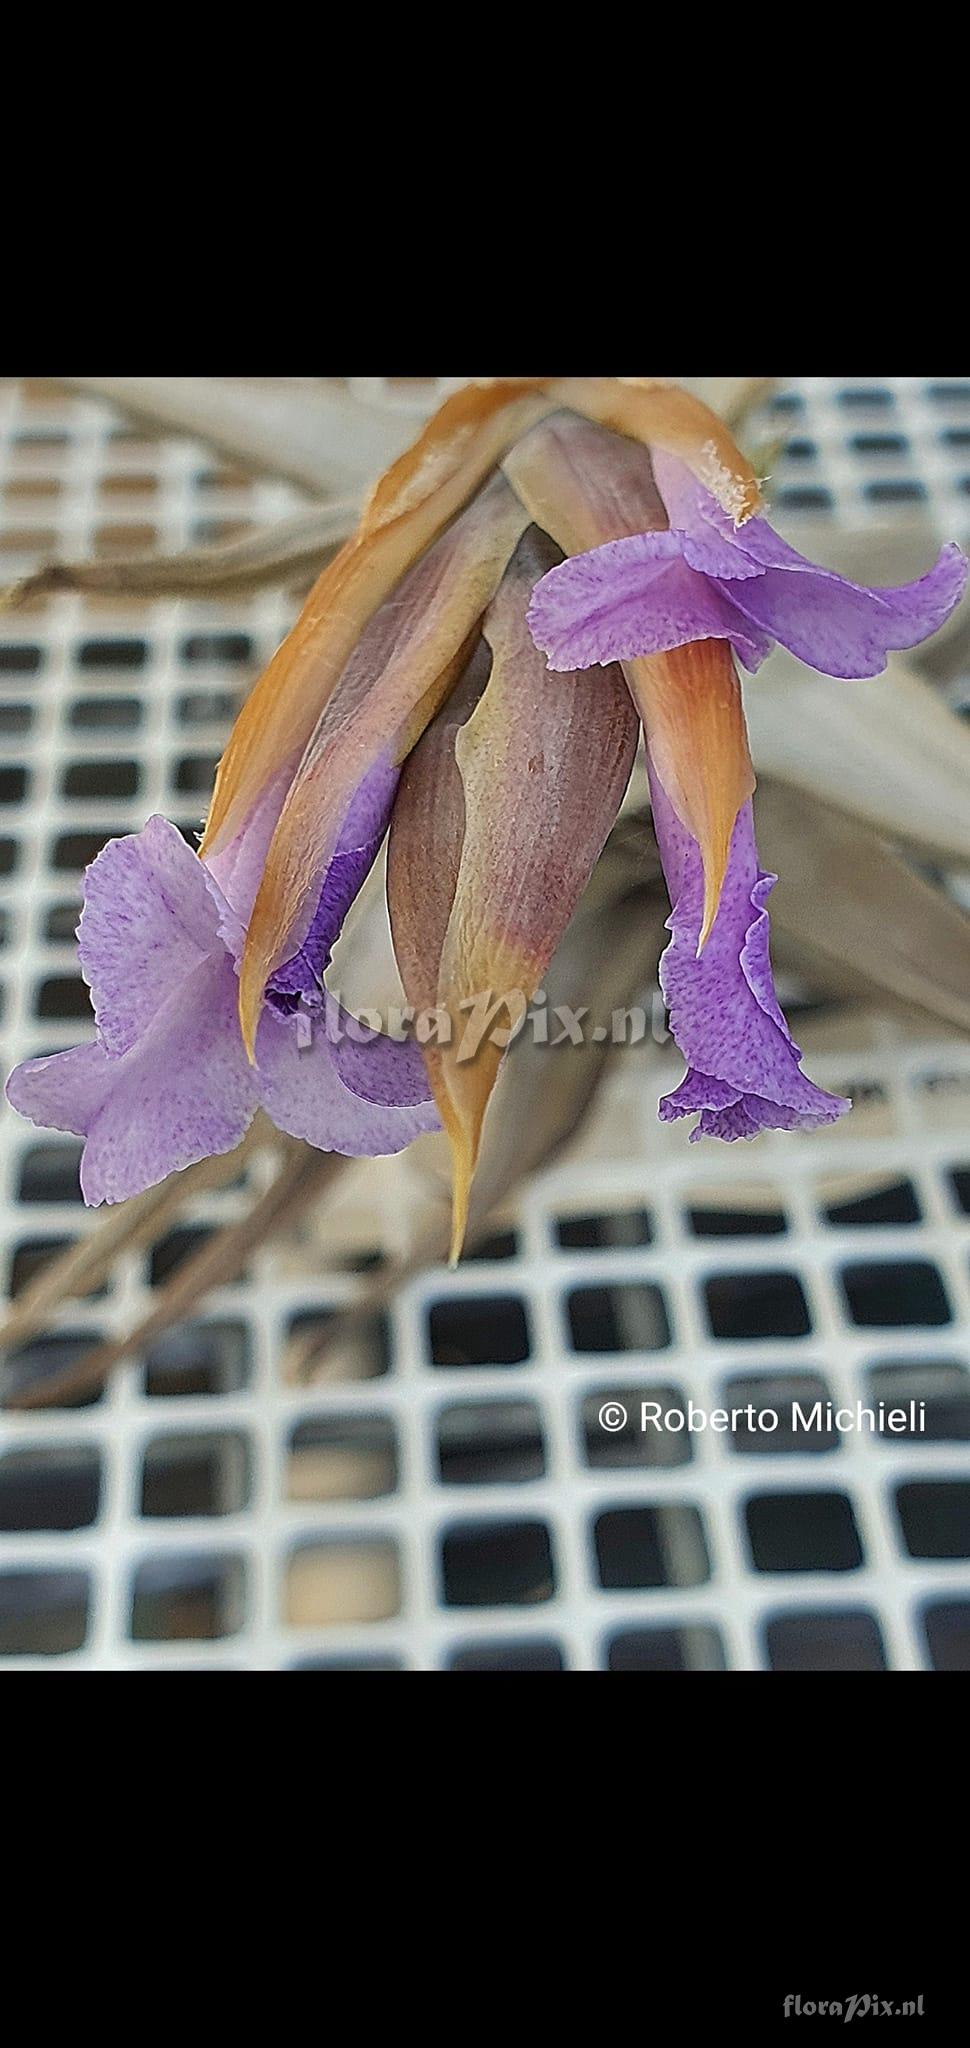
237, 476, 530, 1057
388, 529, 639, 1260
201, 383, 555, 860
748, 648, 970, 865
548, 378, 764, 522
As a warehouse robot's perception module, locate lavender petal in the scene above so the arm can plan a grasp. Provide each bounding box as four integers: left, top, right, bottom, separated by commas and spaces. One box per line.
712, 544, 968, 679
78, 815, 223, 1056
527, 536, 772, 673
254, 995, 439, 1156
650, 768, 849, 1139
7, 951, 258, 1204
204, 755, 300, 955
651, 449, 969, 676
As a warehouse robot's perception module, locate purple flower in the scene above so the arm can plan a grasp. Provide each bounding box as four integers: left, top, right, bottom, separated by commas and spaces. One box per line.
649, 768, 849, 1139
5, 803, 436, 1206
527, 450, 968, 683
528, 448, 968, 1142
6, 378, 969, 1228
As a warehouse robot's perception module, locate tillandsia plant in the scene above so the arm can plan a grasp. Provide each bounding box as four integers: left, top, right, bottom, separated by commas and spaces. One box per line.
5, 377, 968, 1269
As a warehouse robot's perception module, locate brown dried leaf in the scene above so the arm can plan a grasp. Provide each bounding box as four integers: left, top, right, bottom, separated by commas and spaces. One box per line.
0, 1119, 267, 1357
758, 777, 970, 1031
4, 1138, 345, 1411
747, 648, 970, 866
0, 505, 355, 614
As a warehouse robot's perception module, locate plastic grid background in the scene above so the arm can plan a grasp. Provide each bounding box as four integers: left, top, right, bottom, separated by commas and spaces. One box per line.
1, 374, 969, 1674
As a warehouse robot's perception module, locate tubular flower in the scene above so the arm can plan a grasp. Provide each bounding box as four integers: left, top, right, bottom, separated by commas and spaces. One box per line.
4, 810, 437, 1207
5, 379, 966, 1240
524, 417, 967, 1143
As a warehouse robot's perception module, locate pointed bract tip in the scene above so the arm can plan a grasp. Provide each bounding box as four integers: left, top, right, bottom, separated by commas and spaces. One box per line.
448, 1180, 471, 1268
696, 832, 732, 956
239, 977, 261, 1067
436, 1049, 502, 1267
443, 1103, 478, 1267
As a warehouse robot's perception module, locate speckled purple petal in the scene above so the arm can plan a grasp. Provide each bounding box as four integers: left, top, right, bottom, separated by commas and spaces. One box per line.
328, 1006, 437, 1112
651, 449, 969, 678
6, 948, 259, 1204
254, 994, 437, 1153
6, 806, 439, 1205
78, 815, 223, 1055
531, 447, 968, 686
527, 535, 772, 674
649, 765, 850, 1141
692, 1097, 811, 1142
649, 455, 767, 582
6, 1040, 117, 1147
710, 543, 968, 678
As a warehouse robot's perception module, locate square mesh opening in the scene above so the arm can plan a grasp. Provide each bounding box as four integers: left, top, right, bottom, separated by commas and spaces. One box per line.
0, 1445, 101, 1531
286, 1416, 399, 1502
0, 1569, 91, 1655
607, 1625, 727, 1673
441, 1520, 555, 1607
744, 1491, 864, 1574
449, 1638, 565, 1672
130, 1553, 247, 1642
285, 1540, 402, 1627
593, 1505, 711, 1590
764, 1609, 888, 1673
436, 1401, 546, 1486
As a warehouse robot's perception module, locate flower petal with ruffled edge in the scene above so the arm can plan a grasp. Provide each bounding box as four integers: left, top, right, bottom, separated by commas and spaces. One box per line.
527, 528, 773, 675
5, 817, 438, 1205
528, 449, 968, 683
254, 994, 434, 1146
649, 768, 850, 1142
8, 819, 259, 1203
5, 965, 257, 1206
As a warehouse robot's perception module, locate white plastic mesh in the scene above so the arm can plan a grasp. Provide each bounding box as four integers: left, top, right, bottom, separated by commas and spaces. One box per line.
1, 375, 968, 1672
